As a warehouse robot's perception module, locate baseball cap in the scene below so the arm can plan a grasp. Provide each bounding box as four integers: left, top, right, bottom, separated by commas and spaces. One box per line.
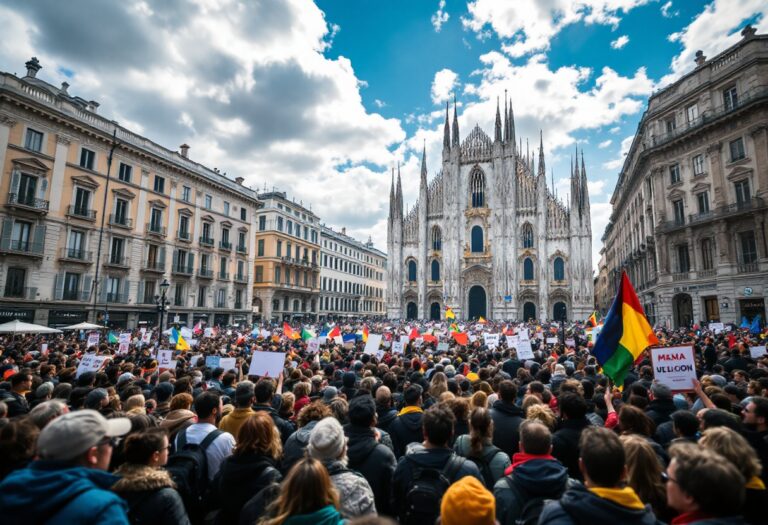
37, 409, 130, 460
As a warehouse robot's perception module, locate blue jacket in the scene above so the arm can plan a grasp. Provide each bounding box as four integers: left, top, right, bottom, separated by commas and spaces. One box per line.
0, 461, 129, 525
282, 504, 345, 525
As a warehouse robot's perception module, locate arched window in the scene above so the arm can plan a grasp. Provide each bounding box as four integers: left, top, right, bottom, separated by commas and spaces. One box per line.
431, 259, 440, 281
431, 225, 442, 251
524, 258, 534, 280
553, 257, 565, 280
470, 171, 485, 207
471, 226, 484, 253
522, 223, 534, 248
407, 260, 417, 282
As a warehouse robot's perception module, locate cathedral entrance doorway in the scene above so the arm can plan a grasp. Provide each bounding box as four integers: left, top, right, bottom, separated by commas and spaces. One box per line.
523, 302, 536, 322
468, 286, 487, 320
430, 302, 441, 321
406, 302, 417, 320
553, 302, 567, 322
672, 293, 693, 328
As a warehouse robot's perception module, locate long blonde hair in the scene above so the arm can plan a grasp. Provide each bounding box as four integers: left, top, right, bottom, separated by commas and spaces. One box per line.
700, 426, 762, 481
620, 434, 666, 511
260, 457, 339, 525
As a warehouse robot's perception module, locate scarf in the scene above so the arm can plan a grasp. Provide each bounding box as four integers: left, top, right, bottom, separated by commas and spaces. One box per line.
504, 452, 557, 475
671, 511, 716, 524
399, 406, 424, 416
588, 486, 645, 510
746, 475, 766, 490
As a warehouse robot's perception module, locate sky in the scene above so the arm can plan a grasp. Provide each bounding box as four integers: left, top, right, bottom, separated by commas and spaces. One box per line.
0, 0, 766, 272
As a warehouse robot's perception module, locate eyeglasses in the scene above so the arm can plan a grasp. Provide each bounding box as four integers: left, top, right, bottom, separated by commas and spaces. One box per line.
661, 471, 677, 484
97, 436, 118, 448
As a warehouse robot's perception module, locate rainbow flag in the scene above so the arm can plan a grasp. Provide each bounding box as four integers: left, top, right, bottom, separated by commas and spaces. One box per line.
362, 325, 369, 343
172, 328, 190, 351
283, 322, 300, 340
592, 271, 658, 386
586, 311, 598, 328
445, 306, 455, 320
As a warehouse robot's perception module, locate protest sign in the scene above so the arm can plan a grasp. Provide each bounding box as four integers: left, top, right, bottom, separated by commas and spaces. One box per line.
484, 333, 500, 349
219, 357, 237, 372
119, 333, 131, 345
87, 332, 100, 348
536, 332, 544, 340
76, 354, 107, 378
118, 343, 130, 355
518, 329, 530, 341
188, 354, 203, 366
750, 345, 767, 359
516, 339, 535, 360
709, 322, 725, 334
248, 351, 286, 378
565, 338, 575, 348
157, 350, 174, 369
204, 327, 214, 338
333, 335, 344, 345
506, 335, 520, 347
546, 337, 558, 344
400, 336, 410, 345
41, 343, 48, 355
469, 334, 477, 343
392, 340, 404, 354
413, 337, 424, 347
205, 356, 221, 369
306, 338, 321, 354
437, 342, 449, 352
142, 331, 152, 344
364, 334, 383, 354
651, 346, 696, 392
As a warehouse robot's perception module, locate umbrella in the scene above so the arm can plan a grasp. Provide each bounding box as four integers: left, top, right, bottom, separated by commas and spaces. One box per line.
60, 322, 106, 331
0, 320, 62, 334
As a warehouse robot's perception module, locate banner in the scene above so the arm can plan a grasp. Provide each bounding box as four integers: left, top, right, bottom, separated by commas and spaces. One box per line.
750, 345, 767, 359
651, 346, 696, 392
118, 343, 130, 355
76, 354, 107, 378
565, 338, 575, 348
41, 343, 48, 355
546, 337, 558, 344
709, 322, 725, 334
119, 333, 131, 345
205, 356, 221, 368
248, 351, 286, 378
364, 334, 383, 354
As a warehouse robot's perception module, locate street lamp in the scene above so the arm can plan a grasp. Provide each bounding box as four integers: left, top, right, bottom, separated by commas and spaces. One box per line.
155, 279, 170, 345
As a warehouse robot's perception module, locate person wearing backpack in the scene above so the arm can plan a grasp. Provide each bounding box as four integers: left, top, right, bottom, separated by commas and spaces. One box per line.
494, 420, 570, 525
454, 407, 511, 488
391, 404, 483, 525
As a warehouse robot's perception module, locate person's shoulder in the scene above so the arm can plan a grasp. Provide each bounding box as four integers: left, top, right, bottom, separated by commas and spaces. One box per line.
538, 499, 573, 525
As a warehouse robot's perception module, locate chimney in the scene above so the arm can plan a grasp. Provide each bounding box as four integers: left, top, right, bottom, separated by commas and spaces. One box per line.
341, 227, 346, 236
60, 82, 69, 94
180, 144, 190, 158
24, 57, 41, 78
235, 177, 244, 185
694, 50, 706, 67
87, 100, 100, 113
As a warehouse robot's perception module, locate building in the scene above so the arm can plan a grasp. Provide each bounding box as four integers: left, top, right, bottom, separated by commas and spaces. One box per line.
0, 58, 261, 328
594, 250, 611, 316
387, 99, 594, 321
319, 225, 387, 319
252, 191, 321, 321
601, 26, 768, 328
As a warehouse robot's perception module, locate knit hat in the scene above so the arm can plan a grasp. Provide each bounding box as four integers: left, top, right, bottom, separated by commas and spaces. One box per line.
35, 381, 54, 399
440, 475, 495, 525
322, 386, 338, 404
155, 382, 174, 402
308, 417, 347, 461
84, 388, 109, 409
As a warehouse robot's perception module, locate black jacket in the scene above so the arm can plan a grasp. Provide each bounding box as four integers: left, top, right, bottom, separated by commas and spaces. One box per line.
212, 452, 281, 525
552, 418, 591, 480
281, 420, 319, 474
252, 405, 295, 444
389, 410, 424, 458
345, 424, 397, 517
539, 483, 661, 525
490, 400, 525, 457
645, 399, 677, 428
112, 464, 190, 525
2, 391, 29, 418
376, 406, 398, 433
494, 457, 570, 525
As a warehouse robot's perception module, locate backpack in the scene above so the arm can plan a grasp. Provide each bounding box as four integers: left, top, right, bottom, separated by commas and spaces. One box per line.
500, 475, 548, 525
166, 428, 223, 519
402, 454, 465, 525
466, 445, 502, 488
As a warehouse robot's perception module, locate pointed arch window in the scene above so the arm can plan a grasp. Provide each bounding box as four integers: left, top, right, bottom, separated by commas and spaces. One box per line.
524, 258, 534, 280
432, 225, 442, 251
522, 223, 534, 248
471, 226, 484, 253
470, 171, 485, 207
407, 260, 417, 282
431, 259, 440, 281
553, 257, 565, 281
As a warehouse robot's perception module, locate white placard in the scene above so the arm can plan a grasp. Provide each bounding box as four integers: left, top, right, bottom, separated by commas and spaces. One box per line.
399, 336, 410, 345
750, 345, 767, 359
204, 327, 214, 338
87, 332, 100, 348
437, 342, 450, 352
118, 342, 130, 355
307, 338, 321, 354
413, 337, 424, 347
516, 339, 535, 360
709, 322, 725, 334
364, 334, 383, 354
142, 331, 152, 344
219, 357, 237, 371
518, 330, 530, 341
392, 341, 405, 354
76, 354, 107, 378
119, 333, 131, 344
651, 346, 696, 392
484, 333, 500, 349
157, 350, 173, 369
41, 343, 48, 355
333, 335, 344, 345
546, 337, 558, 344
565, 338, 576, 348
469, 334, 477, 343
189, 354, 203, 366
248, 351, 286, 378
506, 335, 520, 347
536, 332, 544, 340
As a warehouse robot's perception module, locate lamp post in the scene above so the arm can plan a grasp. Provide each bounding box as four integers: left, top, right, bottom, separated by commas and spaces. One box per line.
155, 279, 170, 346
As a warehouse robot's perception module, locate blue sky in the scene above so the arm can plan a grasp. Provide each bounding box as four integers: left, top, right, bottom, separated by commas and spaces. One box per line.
0, 0, 765, 270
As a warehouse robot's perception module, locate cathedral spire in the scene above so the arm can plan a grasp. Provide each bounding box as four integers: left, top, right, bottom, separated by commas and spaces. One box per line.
420, 141, 428, 187
395, 161, 403, 216
494, 97, 502, 143
443, 101, 450, 152
503, 90, 509, 142
389, 166, 395, 218
537, 131, 546, 178
508, 100, 516, 151
580, 150, 589, 213
451, 94, 460, 147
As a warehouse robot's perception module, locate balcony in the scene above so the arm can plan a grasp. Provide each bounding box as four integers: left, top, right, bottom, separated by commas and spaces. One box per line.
737, 262, 759, 274
198, 268, 214, 279
718, 197, 766, 219
657, 217, 687, 234
218, 271, 230, 281
61, 291, 90, 302
141, 260, 165, 273
236, 243, 247, 254
2, 286, 37, 299
109, 214, 132, 229
0, 239, 44, 257
698, 269, 716, 278
59, 247, 93, 263
172, 263, 194, 276
103, 292, 129, 304
66, 205, 96, 221
177, 230, 192, 242
7, 193, 48, 213
672, 272, 690, 281
104, 255, 129, 269
199, 236, 214, 247
688, 211, 713, 226
234, 273, 248, 283
146, 223, 167, 237
219, 240, 232, 251
280, 256, 319, 269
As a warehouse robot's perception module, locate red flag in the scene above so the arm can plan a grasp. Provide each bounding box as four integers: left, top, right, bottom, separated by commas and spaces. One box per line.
728, 333, 736, 349
328, 326, 341, 339
409, 327, 421, 340
451, 331, 468, 346
423, 334, 438, 344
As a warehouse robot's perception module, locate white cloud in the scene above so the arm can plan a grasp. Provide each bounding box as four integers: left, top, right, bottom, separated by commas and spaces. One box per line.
598, 139, 612, 148
661, 1, 679, 18
588, 179, 606, 196
431, 0, 450, 32
462, 0, 651, 57
610, 35, 629, 49
374, 99, 386, 108
609, 126, 621, 134
431, 68, 459, 104
602, 135, 635, 170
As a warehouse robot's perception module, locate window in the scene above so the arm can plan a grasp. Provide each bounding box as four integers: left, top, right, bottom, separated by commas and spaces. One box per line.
276, 240, 282, 257
287, 220, 293, 235
219, 257, 228, 276
149, 208, 163, 232
665, 117, 676, 133
142, 280, 156, 304
235, 289, 243, 309
197, 286, 207, 307
729, 138, 745, 162
237, 260, 245, 278
431, 260, 440, 281
470, 171, 485, 207
63, 272, 81, 301
221, 227, 230, 244
147, 244, 161, 268
723, 86, 738, 111
238, 231, 246, 250
178, 215, 189, 238
174, 284, 184, 306
523, 258, 534, 280
16, 173, 38, 205
24, 128, 43, 152
471, 225, 484, 252
4, 268, 26, 297
181, 185, 191, 202
118, 163, 132, 183
697, 192, 709, 215
176, 249, 188, 268
73, 187, 91, 215
407, 260, 417, 282
113, 198, 128, 225
432, 226, 442, 251
258, 216, 266, 230
79, 148, 95, 170
734, 179, 751, 205
740, 232, 757, 264
553, 257, 565, 280
153, 176, 165, 194
275, 266, 281, 283
677, 244, 690, 273
105, 276, 121, 302
202, 222, 212, 241
255, 266, 264, 282
686, 104, 699, 124
240, 208, 247, 221
110, 237, 124, 263
673, 199, 685, 225
67, 229, 85, 257
277, 217, 283, 231
701, 238, 714, 270
257, 239, 264, 256
223, 201, 230, 216
669, 164, 680, 184
201, 253, 210, 271
522, 224, 534, 248
204, 194, 212, 209
692, 154, 705, 176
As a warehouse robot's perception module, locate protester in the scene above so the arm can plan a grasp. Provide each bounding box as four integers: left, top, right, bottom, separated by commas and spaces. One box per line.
621, 434, 673, 522
389, 384, 425, 458
551, 391, 592, 480
453, 406, 510, 487
218, 380, 257, 439
490, 380, 526, 458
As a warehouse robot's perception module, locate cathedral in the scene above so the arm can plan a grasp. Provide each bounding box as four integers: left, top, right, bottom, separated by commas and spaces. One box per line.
386, 98, 593, 321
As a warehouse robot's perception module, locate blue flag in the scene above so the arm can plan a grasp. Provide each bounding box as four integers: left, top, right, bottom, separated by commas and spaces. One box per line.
750, 315, 762, 334
342, 333, 357, 343
740, 316, 750, 329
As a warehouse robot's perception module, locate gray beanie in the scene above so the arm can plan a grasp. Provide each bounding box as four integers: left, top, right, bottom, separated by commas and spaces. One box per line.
35, 381, 55, 399
308, 417, 347, 461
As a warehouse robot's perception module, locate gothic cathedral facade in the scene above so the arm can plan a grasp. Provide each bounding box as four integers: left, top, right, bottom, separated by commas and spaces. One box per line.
386, 99, 593, 321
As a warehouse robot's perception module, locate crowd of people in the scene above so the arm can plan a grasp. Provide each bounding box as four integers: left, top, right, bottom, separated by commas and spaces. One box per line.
0, 318, 766, 525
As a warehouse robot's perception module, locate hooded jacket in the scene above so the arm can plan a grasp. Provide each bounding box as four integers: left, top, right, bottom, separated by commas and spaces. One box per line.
0, 461, 129, 525
645, 398, 677, 428
388, 408, 424, 458
552, 417, 592, 480
218, 407, 256, 439
539, 483, 661, 525
282, 420, 321, 474
112, 463, 189, 525
212, 452, 281, 525
282, 504, 345, 525
345, 423, 397, 516
493, 455, 570, 524
376, 406, 398, 433
490, 400, 525, 458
